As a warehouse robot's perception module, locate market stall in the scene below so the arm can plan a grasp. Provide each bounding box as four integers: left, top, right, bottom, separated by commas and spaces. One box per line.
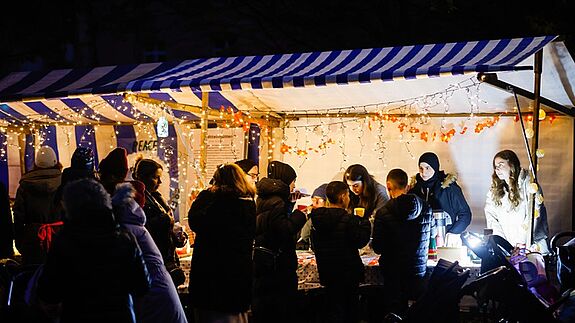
0, 35, 573, 237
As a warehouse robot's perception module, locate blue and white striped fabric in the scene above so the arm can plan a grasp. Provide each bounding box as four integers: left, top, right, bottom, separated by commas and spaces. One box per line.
0, 36, 556, 105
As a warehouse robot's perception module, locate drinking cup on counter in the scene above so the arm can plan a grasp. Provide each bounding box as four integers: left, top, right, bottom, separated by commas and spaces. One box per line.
354, 207, 365, 218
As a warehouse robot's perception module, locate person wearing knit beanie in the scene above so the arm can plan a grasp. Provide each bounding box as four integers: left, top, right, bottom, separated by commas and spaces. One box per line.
98, 147, 129, 194
35, 146, 58, 169
99, 148, 129, 179
267, 161, 297, 187
71, 147, 95, 171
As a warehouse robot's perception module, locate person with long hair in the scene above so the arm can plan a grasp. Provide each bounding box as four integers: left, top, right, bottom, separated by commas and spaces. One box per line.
485, 150, 549, 252
409, 152, 472, 236
133, 157, 188, 287
343, 164, 389, 220
187, 163, 256, 323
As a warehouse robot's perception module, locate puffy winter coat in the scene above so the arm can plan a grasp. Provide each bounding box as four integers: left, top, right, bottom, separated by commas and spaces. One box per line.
309, 207, 371, 287
37, 209, 151, 323
254, 178, 306, 280
113, 184, 188, 323
13, 167, 62, 264
372, 194, 434, 278
409, 171, 471, 234
188, 189, 256, 313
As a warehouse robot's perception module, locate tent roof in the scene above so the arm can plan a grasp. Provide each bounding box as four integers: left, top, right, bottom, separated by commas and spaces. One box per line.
1, 35, 574, 125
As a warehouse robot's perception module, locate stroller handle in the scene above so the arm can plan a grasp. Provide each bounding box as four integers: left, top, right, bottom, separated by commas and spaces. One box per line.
550, 231, 575, 251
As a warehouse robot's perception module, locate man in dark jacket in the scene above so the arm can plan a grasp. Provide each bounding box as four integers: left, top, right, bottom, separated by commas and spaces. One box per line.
310, 181, 371, 323
0, 181, 14, 259
373, 168, 434, 317
252, 161, 307, 323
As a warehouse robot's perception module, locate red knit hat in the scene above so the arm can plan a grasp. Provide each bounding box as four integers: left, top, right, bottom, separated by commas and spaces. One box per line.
99, 147, 129, 179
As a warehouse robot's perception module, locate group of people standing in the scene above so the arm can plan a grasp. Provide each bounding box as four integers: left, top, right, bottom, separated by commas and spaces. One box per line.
0, 144, 550, 322
186, 148, 550, 322
4, 146, 189, 323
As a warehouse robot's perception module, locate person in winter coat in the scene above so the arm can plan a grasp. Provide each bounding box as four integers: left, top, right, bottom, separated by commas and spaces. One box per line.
252, 160, 307, 323
344, 164, 389, 220
36, 178, 151, 323
373, 169, 434, 316
0, 181, 14, 259
188, 163, 256, 323
299, 183, 328, 246
485, 149, 549, 253
309, 181, 371, 323
235, 158, 259, 186
53, 147, 97, 217
13, 146, 62, 264
408, 152, 471, 239
133, 157, 188, 287
112, 183, 188, 323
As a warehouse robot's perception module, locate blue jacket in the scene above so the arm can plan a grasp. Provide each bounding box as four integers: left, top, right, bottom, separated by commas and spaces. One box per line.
113, 183, 187, 323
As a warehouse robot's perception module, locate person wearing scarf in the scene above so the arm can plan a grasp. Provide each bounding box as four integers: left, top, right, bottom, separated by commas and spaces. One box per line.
408, 152, 472, 235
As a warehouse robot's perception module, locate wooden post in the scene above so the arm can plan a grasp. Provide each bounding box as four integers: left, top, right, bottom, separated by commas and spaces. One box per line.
200, 92, 209, 186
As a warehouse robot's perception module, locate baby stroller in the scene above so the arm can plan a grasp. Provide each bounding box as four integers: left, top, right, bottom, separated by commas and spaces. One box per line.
0, 259, 48, 323
383, 259, 471, 323
460, 231, 574, 322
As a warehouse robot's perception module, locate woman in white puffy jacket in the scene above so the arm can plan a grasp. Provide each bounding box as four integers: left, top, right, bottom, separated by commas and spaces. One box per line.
484, 150, 549, 253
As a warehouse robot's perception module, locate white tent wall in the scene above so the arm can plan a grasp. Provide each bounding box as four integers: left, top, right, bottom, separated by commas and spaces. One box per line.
280, 116, 573, 237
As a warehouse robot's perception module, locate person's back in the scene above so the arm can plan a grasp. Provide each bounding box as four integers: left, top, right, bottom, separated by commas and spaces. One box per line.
372, 169, 433, 316
37, 179, 150, 323
310, 205, 370, 287
13, 146, 62, 264
309, 181, 371, 323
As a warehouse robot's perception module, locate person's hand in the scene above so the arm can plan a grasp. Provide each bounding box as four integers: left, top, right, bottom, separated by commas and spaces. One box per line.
290, 191, 303, 202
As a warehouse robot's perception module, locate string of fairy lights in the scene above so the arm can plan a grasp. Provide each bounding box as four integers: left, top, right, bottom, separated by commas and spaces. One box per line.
0, 76, 557, 209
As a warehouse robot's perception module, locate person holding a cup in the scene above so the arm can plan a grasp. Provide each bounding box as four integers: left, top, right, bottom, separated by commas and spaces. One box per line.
343, 164, 390, 221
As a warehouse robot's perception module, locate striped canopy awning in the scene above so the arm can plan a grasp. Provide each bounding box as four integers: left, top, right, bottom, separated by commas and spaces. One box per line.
2, 35, 573, 127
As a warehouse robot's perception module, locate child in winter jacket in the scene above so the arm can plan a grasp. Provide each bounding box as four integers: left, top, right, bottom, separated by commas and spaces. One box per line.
310, 180, 371, 323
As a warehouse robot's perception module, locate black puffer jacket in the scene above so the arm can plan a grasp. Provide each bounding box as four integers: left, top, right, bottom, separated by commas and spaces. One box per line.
409, 171, 471, 234
254, 178, 306, 276
372, 194, 433, 277
188, 190, 256, 313
37, 210, 151, 323
309, 207, 371, 287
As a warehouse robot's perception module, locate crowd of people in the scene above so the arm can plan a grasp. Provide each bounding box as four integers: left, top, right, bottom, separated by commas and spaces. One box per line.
0, 145, 550, 322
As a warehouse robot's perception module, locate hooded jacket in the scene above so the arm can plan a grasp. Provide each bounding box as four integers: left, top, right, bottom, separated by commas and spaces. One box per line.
188, 189, 256, 313
254, 178, 307, 275
309, 207, 371, 287
37, 208, 150, 323
409, 171, 471, 234
113, 183, 188, 323
372, 194, 433, 277
13, 167, 62, 264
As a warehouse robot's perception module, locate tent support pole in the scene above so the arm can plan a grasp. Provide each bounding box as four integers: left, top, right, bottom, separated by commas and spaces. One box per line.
530, 50, 543, 246
200, 92, 209, 186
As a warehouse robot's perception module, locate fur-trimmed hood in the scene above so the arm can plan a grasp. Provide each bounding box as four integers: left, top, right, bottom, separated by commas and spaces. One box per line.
409, 172, 458, 190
